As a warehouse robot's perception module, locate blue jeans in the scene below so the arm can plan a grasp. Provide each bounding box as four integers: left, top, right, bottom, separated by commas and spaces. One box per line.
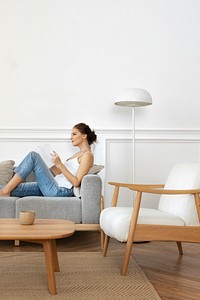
4, 151, 74, 197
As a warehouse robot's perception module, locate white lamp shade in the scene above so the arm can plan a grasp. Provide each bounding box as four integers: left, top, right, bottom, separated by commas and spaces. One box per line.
115, 88, 152, 107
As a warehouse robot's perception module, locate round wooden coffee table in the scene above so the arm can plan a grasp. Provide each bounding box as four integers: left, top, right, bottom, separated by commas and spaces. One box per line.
0, 218, 75, 294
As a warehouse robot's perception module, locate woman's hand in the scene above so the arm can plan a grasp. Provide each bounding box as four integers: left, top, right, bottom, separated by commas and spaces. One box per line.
51, 150, 93, 187
51, 151, 62, 168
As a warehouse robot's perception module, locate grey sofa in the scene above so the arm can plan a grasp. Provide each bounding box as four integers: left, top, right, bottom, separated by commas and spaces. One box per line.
0, 174, 102, 231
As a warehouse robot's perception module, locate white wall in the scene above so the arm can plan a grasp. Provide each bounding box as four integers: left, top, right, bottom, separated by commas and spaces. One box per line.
1, 0, 200, 207
1, 0, 200, 129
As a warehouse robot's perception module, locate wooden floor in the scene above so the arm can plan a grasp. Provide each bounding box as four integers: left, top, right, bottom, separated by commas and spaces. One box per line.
1, 231, 200, 300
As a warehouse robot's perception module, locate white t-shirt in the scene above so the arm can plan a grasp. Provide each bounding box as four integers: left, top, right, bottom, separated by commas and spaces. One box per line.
54, 157, 79, 189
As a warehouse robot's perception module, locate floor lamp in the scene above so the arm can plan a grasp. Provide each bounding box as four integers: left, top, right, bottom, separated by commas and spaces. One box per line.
115, 88, 152, 183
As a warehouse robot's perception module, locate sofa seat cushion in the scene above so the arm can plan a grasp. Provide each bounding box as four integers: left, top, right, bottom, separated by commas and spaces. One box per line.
16, 196, 82, 223
100, 207, 185, 242
0, 197, 19, 218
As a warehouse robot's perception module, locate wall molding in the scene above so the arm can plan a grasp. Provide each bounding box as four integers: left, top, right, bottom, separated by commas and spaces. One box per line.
1, 127, 200, 207
1, 128, 200, 142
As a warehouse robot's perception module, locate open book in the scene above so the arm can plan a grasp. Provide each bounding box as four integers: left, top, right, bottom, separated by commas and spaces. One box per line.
36, 143, 55, 168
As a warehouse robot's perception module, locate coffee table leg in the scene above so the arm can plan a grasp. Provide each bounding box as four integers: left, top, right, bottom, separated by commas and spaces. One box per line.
51, 239, 60, 272
42, 239, 57, 295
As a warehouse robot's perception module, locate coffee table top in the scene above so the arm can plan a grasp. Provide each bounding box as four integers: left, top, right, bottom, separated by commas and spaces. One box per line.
0, 218, 75, 240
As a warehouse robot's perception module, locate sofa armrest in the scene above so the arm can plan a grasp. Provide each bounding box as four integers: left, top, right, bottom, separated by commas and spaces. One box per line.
80, 174, 102, 224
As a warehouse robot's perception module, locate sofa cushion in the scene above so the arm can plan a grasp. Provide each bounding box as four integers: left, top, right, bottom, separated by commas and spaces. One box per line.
88, 164, 104, 174
0, 160, 15, 185
16, 196, 82, 223
0, 197, 19, 218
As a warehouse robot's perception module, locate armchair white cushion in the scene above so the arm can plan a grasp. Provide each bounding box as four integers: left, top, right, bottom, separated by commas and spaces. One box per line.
158, 164, 200, 225
101, 207, 185, 242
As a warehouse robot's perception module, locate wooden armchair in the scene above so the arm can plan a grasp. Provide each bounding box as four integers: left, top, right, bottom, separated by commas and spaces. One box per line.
100, 164, 200, 275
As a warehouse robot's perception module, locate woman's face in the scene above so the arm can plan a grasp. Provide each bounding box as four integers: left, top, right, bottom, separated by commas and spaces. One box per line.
71, 127, 87, 147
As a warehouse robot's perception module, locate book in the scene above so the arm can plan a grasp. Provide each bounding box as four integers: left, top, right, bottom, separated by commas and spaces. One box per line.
36, 143, 55, 168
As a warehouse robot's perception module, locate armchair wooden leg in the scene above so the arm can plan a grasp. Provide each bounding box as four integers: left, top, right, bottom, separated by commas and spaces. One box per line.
122, 191, 142, 276
122, 239, 134, 276
176, 242, 183, 255
100, 230, 105, 250
103, 235, 110, 257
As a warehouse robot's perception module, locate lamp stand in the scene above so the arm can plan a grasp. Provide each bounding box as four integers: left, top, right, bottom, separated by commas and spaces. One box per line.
132, 107, 135, 183
115, 88, 152, 185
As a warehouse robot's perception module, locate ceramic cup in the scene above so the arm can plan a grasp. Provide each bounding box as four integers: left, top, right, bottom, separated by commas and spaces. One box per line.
19, 210, 36, 225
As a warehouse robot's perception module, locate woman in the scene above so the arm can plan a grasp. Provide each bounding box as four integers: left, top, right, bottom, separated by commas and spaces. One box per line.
0, 123, 97, 197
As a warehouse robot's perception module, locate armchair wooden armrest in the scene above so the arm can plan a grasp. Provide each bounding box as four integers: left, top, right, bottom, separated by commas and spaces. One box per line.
108, 181, 200, 221
109, 182, 164, 189
109, 182, 164, 206
109, 181, 200, 195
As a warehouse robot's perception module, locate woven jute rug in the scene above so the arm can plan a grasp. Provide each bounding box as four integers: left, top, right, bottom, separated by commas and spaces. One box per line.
0, 252, 161, 300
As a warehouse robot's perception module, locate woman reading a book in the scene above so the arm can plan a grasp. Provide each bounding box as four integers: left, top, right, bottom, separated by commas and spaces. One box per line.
0, 123, 97, 197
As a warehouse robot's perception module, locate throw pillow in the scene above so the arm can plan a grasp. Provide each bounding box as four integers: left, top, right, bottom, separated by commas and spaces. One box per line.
0, 160, 15, 185
88, 164, 104, 174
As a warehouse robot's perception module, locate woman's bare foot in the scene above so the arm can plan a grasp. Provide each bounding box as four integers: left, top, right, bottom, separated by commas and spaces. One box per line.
0, 189, 10, 197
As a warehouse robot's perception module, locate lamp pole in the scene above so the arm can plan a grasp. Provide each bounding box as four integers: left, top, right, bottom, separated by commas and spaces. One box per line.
115, 88, 152, 183
132, 107, 135, 183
